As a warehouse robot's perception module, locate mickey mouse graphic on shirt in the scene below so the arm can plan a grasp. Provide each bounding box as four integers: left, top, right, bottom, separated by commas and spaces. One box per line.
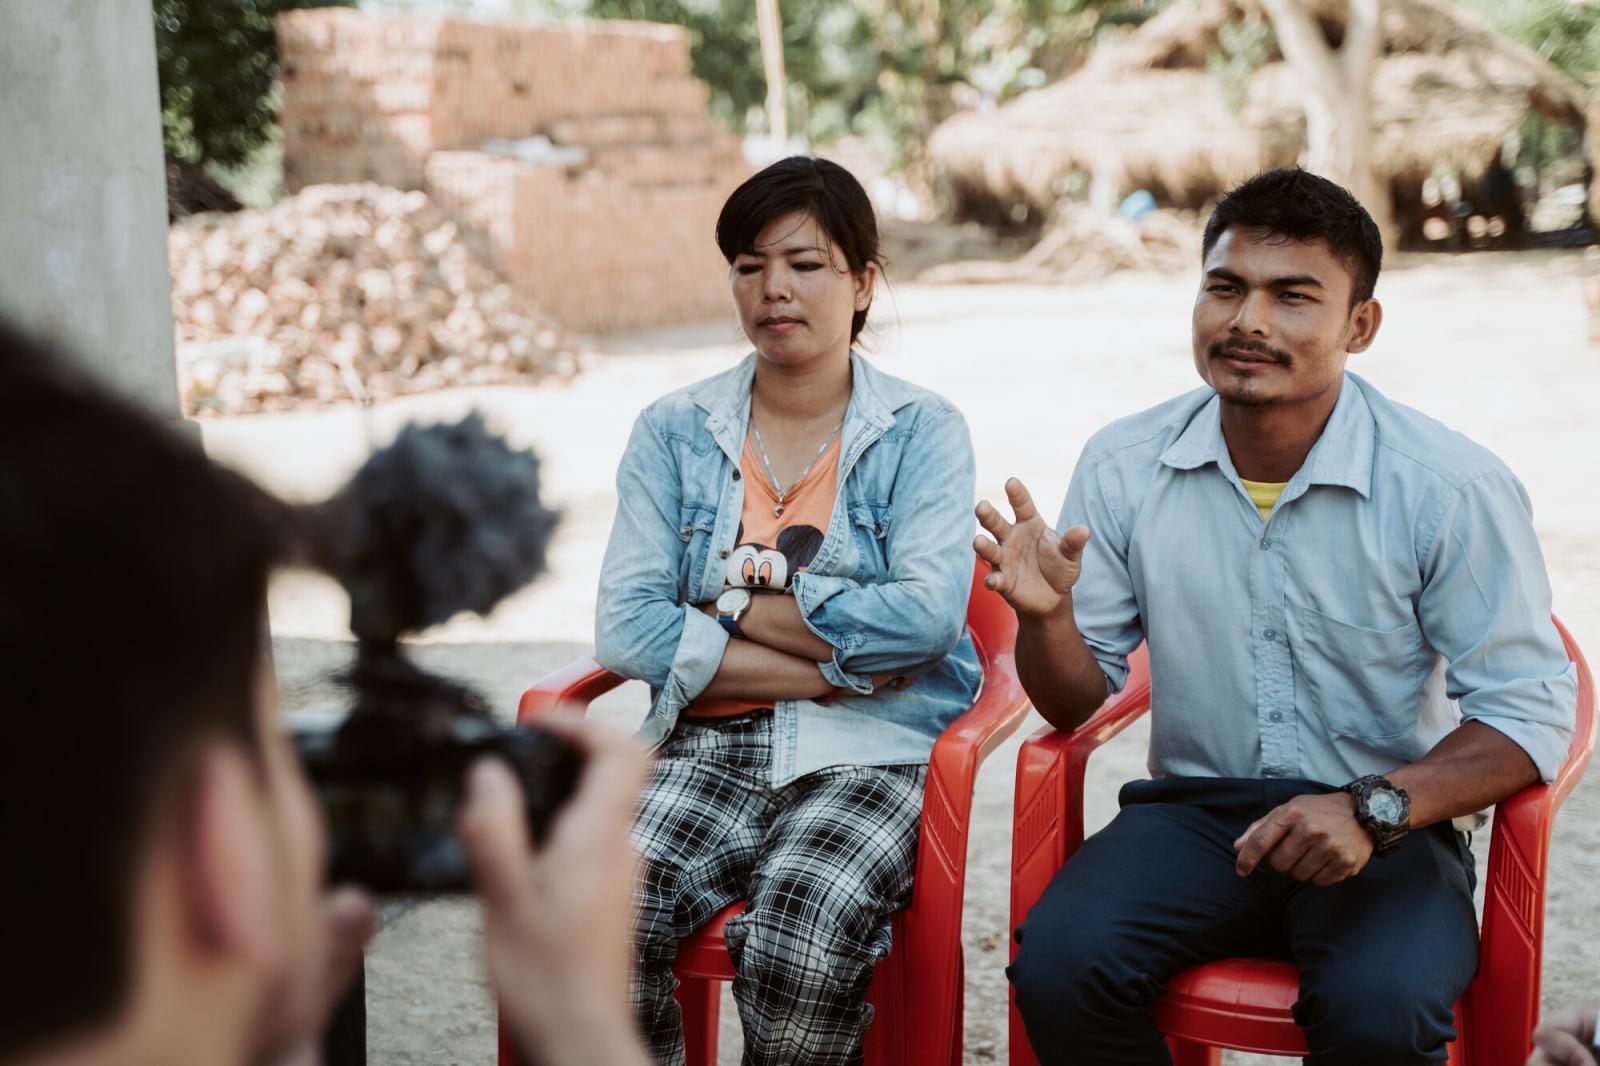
723, 522, 824, 591
689, 431, 911, 716
716, 426, 839, 595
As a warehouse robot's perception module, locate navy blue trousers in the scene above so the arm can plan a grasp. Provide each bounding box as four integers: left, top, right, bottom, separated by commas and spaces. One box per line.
1008, 777, 1479, 1065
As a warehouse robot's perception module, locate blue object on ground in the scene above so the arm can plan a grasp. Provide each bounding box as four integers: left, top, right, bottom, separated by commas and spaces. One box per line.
1118, 189, 1157, 221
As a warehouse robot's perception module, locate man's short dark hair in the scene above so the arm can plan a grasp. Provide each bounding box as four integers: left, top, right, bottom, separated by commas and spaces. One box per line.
1202, 168, 1384, 305
0, 320, 293, 1059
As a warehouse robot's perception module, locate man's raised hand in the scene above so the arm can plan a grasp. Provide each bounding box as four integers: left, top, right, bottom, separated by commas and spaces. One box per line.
459, 711, 651, 1066
974, 478, 1091, 618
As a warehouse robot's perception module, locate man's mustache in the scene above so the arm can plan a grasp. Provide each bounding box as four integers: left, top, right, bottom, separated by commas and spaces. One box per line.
1210, 338, 1292, 366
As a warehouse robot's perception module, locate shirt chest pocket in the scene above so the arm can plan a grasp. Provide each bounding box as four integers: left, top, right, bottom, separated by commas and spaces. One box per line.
676, 505, 720, 594
847, 502, 892, 582
1294, 605, 1432, 741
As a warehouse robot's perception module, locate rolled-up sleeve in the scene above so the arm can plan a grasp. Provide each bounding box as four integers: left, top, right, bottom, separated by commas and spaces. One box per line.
593, 412, 728, 704
1417, 470, 1578, 782
790, 405, 976, 690
1058, 452, 1143, 695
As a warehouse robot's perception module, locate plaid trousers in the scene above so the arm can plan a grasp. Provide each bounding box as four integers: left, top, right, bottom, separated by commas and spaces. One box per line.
630, 710, 925, 1066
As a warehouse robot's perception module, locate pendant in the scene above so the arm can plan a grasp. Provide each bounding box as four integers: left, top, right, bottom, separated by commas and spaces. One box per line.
774, 503, 785, 517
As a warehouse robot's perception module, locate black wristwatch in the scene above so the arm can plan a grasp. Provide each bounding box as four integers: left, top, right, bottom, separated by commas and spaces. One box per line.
1341, 774, 1411, 857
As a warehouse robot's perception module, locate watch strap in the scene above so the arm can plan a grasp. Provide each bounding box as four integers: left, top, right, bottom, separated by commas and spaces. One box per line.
1341, 774, 1411, 857
715, 589, 749, 639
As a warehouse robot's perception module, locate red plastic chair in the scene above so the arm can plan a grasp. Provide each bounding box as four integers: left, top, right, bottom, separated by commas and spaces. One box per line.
499, 562, 1032, 1066
1008, 618, 1596, 1066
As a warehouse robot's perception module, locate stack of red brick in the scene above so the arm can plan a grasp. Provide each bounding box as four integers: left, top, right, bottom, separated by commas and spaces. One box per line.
277, 10, 750, 333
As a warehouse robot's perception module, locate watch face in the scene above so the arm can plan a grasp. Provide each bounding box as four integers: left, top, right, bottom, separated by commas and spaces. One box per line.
1369, 788, 1405, 825
716, 587, 752, 614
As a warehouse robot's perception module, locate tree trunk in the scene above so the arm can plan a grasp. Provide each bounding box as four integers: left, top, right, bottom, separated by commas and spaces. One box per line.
1260, 0, 1394, 244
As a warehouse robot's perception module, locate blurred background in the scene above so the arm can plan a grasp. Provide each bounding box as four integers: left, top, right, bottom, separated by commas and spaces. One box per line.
158, 0, 1600, 419
38, 0, 1600, 1061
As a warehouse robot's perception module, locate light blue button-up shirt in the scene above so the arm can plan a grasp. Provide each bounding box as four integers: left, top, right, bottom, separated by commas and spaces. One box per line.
1061, 372, 1577, 785
594, 352, 982, 786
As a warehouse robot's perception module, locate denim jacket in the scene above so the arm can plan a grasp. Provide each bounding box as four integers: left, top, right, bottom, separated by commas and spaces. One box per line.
594, 351, 983, 786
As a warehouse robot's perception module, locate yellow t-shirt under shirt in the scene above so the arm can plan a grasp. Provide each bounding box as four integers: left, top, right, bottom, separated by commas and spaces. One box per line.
1240, 478, 1288, 522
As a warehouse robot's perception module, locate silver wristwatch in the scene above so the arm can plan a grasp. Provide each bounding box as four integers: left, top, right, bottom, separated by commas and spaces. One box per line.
714, 587, 752, 638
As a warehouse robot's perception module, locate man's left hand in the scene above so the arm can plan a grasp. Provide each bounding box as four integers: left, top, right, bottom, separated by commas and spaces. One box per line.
1233, 791, 1374, 885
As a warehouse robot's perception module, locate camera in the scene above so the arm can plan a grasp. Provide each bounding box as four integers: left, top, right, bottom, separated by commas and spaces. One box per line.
289, 414, 580, 893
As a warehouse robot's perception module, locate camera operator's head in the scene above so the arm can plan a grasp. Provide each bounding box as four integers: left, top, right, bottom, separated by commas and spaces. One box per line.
0, 320, 337, 1065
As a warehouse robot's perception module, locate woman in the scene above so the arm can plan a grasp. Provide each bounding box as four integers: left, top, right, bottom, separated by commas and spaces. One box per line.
594, 156, 981, 1066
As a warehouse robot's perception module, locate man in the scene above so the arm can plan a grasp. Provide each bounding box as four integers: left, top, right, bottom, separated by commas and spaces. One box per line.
0, 319, 649, 1066
978, 168, 1577, 1064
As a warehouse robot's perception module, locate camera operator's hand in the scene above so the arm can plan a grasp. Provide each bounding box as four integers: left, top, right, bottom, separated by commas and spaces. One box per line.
460, 711, 651, 1066
267, 886, 377, 1066
1529, 999, 1600, 1066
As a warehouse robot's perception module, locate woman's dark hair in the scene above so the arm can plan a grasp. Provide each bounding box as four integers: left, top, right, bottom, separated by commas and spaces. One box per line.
715, 156, 884, 343
1202, 167, 1384, 306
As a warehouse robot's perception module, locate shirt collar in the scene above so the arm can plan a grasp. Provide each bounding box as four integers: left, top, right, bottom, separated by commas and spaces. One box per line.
1158, 373, 1375, 498
690, 349, 914, 434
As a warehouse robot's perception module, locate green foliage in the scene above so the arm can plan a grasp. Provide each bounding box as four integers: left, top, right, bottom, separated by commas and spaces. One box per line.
1454, 0, 1599, 188
576, 0, 1169, 165
578, 0, 819, 132
1456, 0, 1600, 84
155, 0, 355, 169
1206, 12, 1272, 114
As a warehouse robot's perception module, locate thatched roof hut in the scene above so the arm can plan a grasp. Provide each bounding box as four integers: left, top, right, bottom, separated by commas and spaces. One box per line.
928, 0, 1593, 220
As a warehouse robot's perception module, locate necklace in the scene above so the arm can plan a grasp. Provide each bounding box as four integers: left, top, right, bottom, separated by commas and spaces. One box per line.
749, 420, 842, 518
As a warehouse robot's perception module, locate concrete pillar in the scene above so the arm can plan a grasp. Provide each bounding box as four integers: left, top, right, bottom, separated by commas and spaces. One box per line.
0, 0, 180, 418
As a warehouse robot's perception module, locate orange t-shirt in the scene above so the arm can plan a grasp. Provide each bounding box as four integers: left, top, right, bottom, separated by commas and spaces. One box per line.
685, 434, 840, 718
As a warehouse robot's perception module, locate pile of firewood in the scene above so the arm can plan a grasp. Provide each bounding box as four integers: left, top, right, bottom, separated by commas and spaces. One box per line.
920, 205, 1202, 286
169, 184, 576, 416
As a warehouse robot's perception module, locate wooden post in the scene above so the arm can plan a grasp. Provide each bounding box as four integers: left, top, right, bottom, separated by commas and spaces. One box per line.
1587, 82, 1599, 229
756, 0, 788, 145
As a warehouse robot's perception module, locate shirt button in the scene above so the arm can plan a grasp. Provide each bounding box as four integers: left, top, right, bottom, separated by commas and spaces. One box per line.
732, 470, 742, 481
679, 526, 693, 538
1263, 628, 1278, 640
719, 548, 730, 559
1268, 710, 1284, 722
1260, 538, 1272, 550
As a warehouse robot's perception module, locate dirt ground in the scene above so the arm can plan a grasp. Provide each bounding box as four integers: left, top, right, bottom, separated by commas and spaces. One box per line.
206, 248, 1600, 1065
